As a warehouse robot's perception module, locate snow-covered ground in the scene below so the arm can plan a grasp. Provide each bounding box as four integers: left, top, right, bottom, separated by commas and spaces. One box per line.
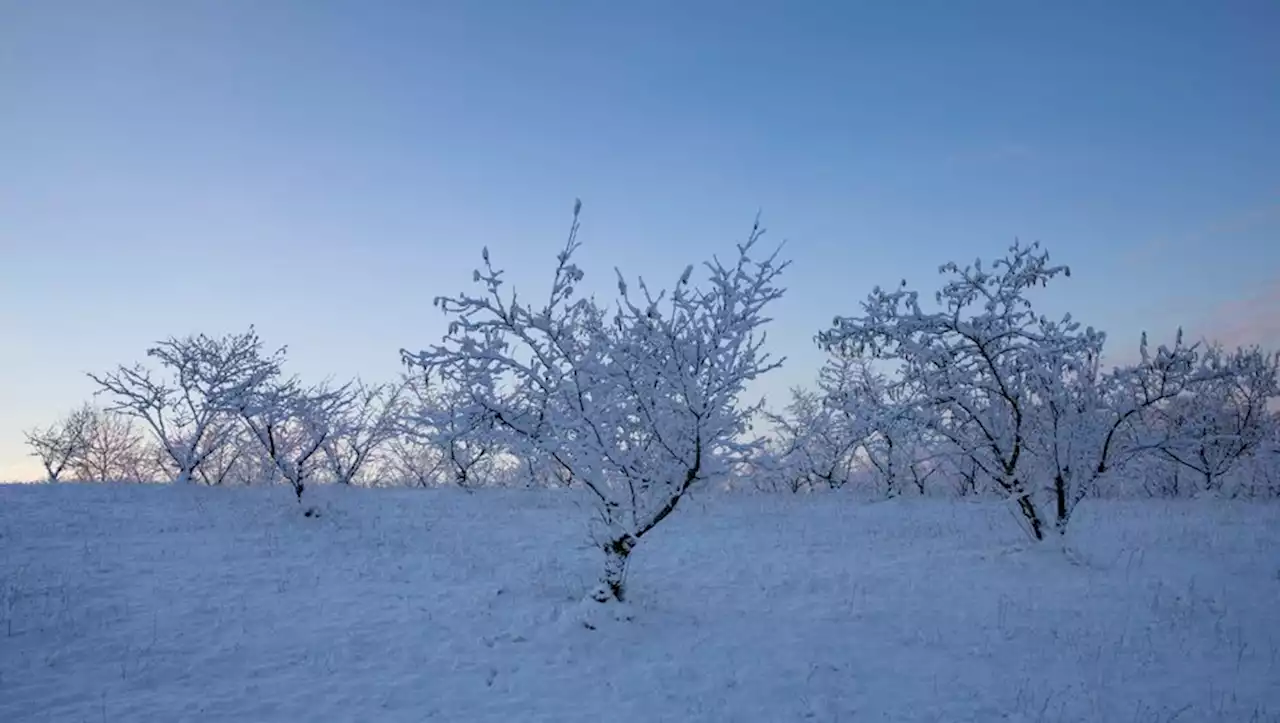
1, 483, 1278, 722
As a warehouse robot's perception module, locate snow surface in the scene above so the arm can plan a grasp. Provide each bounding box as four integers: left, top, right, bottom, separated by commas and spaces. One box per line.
2, 483, 1278, 722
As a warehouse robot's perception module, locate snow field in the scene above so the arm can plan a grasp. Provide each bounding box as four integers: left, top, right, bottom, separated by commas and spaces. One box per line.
1, 483, 1278, 722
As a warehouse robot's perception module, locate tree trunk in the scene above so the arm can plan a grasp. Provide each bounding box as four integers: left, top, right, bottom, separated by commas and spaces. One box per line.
1015, 491, 1045, 541
593, 535, 635, 603
1054, 471, 1069, 533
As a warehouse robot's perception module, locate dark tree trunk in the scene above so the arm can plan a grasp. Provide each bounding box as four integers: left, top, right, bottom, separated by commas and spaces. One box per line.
1015, 491, 1045, 541
1054, 471, 1069, 533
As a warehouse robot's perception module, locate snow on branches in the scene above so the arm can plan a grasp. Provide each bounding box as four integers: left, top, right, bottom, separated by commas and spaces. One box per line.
820, 242, 1093, 539
23, 405, 94, 482
1149, 344, 1280, 493
89, 328, 286, 486
238, 379, 355, 503
403, 202, 788, 602
321, 379, 406, 487
399, 374, 506, 489
815, 240, 1280, 538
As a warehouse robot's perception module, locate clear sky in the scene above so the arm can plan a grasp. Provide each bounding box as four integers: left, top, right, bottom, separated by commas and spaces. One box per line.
2, 0, 1278, 480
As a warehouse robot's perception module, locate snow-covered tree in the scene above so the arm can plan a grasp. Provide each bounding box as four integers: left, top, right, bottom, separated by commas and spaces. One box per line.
239, 379, 352, 503
194, 419, 271, 486
818, 237, 1261, 536
824, 355, 938, 497
940, 445, 986, 496
321, 379, 405, 487
384, 434, 445, 487
763, 355, 928, 495
88, 328, 285, 485
401, 376, 506, 488
403, 203, 788, 603
1151, 344, 1280, 494
1025, 329, 1214, 533
24, 405, 94, 482
1236, 416, 1280, 497
764, 385, 860, 493
72, 407, 149, 482
820, 242, 1093, 540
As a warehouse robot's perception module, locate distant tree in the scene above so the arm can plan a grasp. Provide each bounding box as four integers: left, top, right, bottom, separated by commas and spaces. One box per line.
239, 379, 352, 503
1238, 416, 1280, 497
404, 203, 788, 604
754, 432, 817, 494
764, 384, 859, 493
1025, 329, 1213, 533
402, 377, 505, 488
1152, 344, 1280, 494
322, 379, 405, 486
193, 420, 265, 486
948, 450, 985, 496
384, 433, 445, 487
72, 407, 148, 482
511, 439, 576, 489
821, 242, 1091, 541
24, 405, 93, 482
825, 356, 934, 497
88, 328, 285, 485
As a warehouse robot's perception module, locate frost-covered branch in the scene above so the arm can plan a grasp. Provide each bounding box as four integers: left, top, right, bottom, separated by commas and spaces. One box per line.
820, 242, 1082, 540
88, 327, 285, 485
1149, 344, 1280, 494
239, 378, 353, 503
400, 375, 506, 488
23, 406, 93, 482
403, 202, 789, 603
321, 379, 405, 487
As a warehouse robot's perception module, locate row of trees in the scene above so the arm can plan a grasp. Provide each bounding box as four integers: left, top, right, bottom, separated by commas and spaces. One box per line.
23, 339, 532, 496
27, 204, 785, 603
23, 204, 1280, 601
765, 243, 1280, 540
767, 336, 1280, 495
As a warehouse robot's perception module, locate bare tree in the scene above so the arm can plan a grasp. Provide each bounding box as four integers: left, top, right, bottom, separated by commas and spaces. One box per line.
88, 328, 285, 485
24, 406, 93, 482
322, 379, 405, 486
72, 408, 148, 482
193, 420, 268, 486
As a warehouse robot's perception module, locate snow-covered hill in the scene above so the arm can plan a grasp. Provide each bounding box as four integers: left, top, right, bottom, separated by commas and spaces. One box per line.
2, 483, 1277, 722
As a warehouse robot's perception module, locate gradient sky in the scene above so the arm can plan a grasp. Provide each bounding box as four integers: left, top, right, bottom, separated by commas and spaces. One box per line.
2, 0, 1278, 480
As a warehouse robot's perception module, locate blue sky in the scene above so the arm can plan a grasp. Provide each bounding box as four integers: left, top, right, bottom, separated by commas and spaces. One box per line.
2, 0, 1278, 480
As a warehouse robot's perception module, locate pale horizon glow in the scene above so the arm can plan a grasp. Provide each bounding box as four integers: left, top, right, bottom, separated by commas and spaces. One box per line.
2, 1, 1278, 480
